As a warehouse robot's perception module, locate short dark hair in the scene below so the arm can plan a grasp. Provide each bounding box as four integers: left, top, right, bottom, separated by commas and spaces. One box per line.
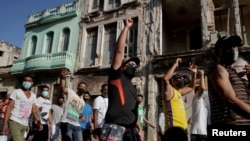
84, 91, 91, 96
77, 82, 87, 88
42, 85, 49, 90
137, 94, 143, 98
22, 74, 34, 81
101, 83, 108, 90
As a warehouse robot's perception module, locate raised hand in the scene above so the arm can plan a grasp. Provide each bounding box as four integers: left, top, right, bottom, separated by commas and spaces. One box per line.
60, 68, 69, 78
189, 61, 197, 73
175, 58, 182, 67
125, 18, 133, 28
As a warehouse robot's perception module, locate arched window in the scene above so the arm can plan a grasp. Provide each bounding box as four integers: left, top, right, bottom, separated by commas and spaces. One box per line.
62, 28, 70, 51
31, 36, 37, 55
46, 32, 54, 53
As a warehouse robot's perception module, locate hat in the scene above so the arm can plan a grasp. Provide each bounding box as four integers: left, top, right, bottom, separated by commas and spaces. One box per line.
122, 57, 140, 66
215, 35, 243, 51
171, 72, 187, 79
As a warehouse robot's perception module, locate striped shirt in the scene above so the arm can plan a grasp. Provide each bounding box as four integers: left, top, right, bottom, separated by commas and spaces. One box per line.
208, 65, 250, 125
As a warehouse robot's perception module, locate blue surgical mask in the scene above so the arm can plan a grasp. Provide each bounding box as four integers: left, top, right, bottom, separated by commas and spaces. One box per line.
22, 81, 32, 90
41, 91, 49, 98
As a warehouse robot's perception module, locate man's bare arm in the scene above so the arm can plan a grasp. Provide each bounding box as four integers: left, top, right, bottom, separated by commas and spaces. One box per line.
112, 18, 133, 70
210, 65, 250, 118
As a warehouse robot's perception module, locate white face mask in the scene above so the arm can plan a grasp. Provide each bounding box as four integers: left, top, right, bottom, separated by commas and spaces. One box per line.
234, 50, 239, 61
41, 91, 49, 98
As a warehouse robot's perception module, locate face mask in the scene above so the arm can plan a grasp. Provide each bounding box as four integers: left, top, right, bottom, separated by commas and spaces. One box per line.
59, 100, 64, 106
175, 79, 185, 89
124, 67, 136, 79
233, 50, 239, 61
77, 88, 85, 96
41, 91, 49, 98
222, 49, 239, 65
22, 82, 32, 90
84, 98, 90, 103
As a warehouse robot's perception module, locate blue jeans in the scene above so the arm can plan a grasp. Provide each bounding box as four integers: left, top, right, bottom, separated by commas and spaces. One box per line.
61, 123, 82, 141
51, 123, 61, 141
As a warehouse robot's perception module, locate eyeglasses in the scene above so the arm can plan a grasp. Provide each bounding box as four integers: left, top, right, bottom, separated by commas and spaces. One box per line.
128, 61, 138, 68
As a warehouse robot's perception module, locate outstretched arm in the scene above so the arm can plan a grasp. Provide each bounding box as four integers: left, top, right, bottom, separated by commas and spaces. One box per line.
163, 58, 182, 100
60, 68, 69, 95
112, 18, 134, 70
180, 62, 197, 95
197, 69, 205, 99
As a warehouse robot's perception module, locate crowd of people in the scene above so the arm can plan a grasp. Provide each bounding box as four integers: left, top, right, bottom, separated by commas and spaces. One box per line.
1, 17, 250, 141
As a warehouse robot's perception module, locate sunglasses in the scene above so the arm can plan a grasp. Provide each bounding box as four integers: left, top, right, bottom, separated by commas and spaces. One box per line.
128, 61, 138, 68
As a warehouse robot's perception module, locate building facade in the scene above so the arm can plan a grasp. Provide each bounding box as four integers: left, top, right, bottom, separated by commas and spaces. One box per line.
4, 0, 250, 140
0, 40, 21, 98
10, 0, 81, 103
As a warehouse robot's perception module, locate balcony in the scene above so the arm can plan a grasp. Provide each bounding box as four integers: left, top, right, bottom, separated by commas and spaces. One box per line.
11, 51, 76, 74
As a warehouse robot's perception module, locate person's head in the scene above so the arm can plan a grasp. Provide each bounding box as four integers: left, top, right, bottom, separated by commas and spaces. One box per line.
164, 127, 188, 141
121, 57, 140, 79
215, 35, 243, 66
58, 97, 64, 106
100, 83, 108, 97
21, 74, 34, 90
83, 91, 91, 103
137, 94, 143, 104
77, 82, 87, 96
170, 73, 190, 90
41, 85, 50, 99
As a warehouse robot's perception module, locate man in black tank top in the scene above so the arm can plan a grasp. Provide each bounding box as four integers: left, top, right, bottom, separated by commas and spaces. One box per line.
100, 18, 143, 141
208, 35, 250, 125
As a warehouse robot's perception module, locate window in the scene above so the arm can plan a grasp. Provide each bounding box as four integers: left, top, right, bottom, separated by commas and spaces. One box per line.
88, 0, 104, 13
103, 23, 117, 65
0, 51, 3, 57
85, 28, 98, 67
46, 32, 54, 53
121, 0, 140, 5
62, 28, 70, 51
31, 36, 37, 55
104, 0, 120, 11
124, 18, 138, 57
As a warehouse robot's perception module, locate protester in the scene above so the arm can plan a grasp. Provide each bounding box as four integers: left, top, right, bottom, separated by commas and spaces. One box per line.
60, 69, 85, 141
93, 84, 108, 141
101, 18, 143, 141
1, 75, 42, 141
31, 85, 52, 141
51, 97, 64, 141
137, 94, 156, 131
162, 58, 197, 133
208, 35, 250, 125
190, 69, 208, 141
80, 91, 93, 141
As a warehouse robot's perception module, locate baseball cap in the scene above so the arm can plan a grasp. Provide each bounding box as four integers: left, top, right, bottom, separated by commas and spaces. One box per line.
171, 72, 187, 79
122, 57, 140, 66
215, 35, 243, 51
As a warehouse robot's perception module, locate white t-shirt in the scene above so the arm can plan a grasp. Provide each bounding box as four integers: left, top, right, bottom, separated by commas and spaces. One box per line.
190, 94, 208, 135
36, 97, 52, 125
61, 88, 84, 126
93, 96, 108, 128
9, 89, 37, 126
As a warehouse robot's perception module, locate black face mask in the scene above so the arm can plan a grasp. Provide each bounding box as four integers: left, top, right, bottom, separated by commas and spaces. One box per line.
59, 101, 64, 106
221, 49, 239, 66
84, 98, 90, 103
175, 79, 185, 89
77, 88, 85, 96
124, 67, 136, 79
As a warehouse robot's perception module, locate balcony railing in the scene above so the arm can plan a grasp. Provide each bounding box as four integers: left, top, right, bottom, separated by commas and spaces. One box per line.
28, 2, 76, 23
11, 51, 76, 74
